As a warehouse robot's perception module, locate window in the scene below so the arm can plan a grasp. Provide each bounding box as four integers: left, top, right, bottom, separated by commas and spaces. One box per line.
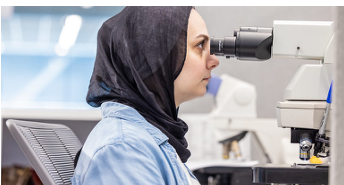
1, 6, 124, 109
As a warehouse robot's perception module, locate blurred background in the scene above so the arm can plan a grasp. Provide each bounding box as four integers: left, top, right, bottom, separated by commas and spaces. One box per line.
1, 6, 335, 116
1, 6, 125, 110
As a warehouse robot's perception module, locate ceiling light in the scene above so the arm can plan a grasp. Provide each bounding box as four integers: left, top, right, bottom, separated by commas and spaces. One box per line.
55, 15, 82, 56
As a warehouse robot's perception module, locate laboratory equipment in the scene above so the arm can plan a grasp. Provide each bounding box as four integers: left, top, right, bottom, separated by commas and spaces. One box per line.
209, 20, 334, 185
206, 74, 287, 164
210, 27, 273, 60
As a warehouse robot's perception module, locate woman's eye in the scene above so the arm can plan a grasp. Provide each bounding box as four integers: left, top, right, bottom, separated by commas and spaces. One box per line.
197, 40, 205, 50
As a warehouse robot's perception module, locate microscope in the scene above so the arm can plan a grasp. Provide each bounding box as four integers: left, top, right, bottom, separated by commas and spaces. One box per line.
210, 20, 334, 185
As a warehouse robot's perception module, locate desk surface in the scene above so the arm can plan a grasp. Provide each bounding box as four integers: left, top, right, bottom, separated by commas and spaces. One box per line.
252, 164, 329, 184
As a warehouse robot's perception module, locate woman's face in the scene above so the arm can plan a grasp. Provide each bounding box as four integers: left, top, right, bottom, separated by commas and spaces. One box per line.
174, 9, 219, 108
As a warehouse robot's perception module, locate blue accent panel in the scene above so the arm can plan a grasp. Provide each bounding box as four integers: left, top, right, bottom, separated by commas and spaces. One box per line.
206, 75, 222, 97
326, 80, 333, 104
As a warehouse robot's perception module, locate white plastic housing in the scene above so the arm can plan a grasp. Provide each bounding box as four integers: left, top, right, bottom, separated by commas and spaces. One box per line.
276, 101, 331, 131
273, 20, 334, 59
275, 21, 335, 130
210, 74, 257, 118
284, 64, 332, 101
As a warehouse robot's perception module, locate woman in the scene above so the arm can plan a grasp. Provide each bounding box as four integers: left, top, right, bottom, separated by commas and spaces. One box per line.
72, 6, 219, 185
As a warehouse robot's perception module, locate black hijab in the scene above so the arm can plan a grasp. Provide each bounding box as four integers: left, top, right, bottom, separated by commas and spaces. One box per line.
86, 6, 193, 162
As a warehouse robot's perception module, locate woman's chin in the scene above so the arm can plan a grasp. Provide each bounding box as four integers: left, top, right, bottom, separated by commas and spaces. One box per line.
198, 88, 207, 97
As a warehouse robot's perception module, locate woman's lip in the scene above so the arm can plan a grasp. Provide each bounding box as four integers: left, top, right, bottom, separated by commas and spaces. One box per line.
204, 76, 211, 80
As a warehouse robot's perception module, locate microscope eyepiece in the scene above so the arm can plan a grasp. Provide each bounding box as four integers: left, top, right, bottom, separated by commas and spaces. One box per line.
210, 37, 236, 57
210, 27, 273, 61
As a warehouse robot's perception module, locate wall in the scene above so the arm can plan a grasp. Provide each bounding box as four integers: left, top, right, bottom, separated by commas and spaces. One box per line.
330, 6, 344, 185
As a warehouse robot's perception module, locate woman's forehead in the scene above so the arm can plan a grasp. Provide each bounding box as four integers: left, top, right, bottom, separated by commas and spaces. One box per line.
188, 9, 208, 38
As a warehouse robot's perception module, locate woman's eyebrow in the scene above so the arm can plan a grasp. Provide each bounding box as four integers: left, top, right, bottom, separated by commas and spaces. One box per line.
195, 34, 209, 41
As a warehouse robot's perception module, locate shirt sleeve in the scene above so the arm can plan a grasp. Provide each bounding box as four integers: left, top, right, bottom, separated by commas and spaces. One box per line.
81, 142, 165, 185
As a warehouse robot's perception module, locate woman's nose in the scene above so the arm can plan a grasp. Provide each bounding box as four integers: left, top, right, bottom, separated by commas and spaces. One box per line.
207, 54, 220, 70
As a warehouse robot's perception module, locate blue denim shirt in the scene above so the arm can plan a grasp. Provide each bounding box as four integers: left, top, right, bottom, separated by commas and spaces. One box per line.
71, 102, 197, 185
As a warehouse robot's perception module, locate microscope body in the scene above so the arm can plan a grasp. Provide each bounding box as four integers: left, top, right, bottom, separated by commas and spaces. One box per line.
209, 20, 334, 185
273, 20, 334, 160
211, 20, 334, 161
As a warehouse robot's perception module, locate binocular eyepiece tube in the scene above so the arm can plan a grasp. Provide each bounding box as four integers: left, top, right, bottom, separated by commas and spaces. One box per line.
210, 27, 273, 61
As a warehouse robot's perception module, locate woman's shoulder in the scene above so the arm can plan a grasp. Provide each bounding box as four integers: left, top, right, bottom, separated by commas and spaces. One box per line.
98, 102, 169, 147
85, 116, 154, 151
73, 117, 167, 183
82, 102, 170, 159
107, 116, 158, 147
